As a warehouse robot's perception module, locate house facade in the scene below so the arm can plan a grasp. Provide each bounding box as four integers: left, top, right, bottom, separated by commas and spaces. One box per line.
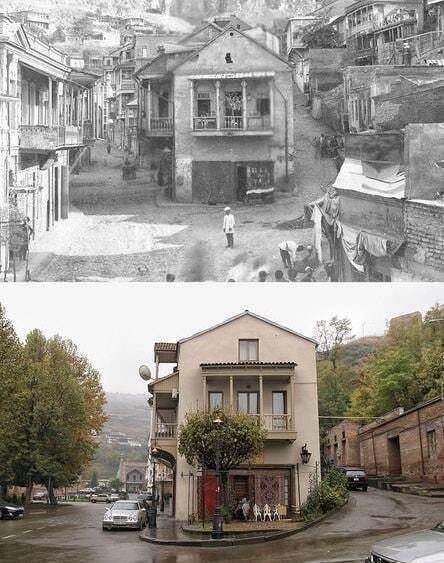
0, 15, 95, 274
147, 311, 320, 522
136, 25, 294, 203
117, 459, 147, 493
324, 420, 361, 467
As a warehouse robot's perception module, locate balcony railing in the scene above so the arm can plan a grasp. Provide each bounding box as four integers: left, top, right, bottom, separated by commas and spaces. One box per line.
150, 117, 173, 132
396, 30, 444, 58
192, 114, 272, 133
154, 422, 177, 439
248, 413, 293, 432
193, 116, 217, 130
19, 125, 84, 150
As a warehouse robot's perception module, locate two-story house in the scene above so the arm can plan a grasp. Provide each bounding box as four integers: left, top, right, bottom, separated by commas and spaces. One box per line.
136, 24, 294, 203
147, 311, 320, 522
0, 15, 94, 274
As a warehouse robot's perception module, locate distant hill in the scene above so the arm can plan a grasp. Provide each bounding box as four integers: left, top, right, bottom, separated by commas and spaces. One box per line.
7, 0, 317, 33
339, 335, 384, 366
103, 392, 150, 443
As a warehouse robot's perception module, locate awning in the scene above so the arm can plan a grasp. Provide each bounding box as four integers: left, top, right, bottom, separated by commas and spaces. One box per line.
334, 158, 406, 199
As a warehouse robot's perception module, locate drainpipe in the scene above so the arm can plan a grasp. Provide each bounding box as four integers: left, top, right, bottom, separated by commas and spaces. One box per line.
273, 83, 289, 184
417, 410, 425, 477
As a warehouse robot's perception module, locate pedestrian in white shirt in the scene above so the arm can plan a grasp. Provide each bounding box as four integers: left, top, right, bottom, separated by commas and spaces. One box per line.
223, 207, 235, 248
278, 240, 298, 268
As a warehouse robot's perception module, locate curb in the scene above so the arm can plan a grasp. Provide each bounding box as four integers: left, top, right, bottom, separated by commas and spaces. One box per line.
139, 500, 348, 548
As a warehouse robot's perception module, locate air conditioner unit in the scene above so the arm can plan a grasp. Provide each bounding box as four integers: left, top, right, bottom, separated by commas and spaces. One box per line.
172, 388, 179, 399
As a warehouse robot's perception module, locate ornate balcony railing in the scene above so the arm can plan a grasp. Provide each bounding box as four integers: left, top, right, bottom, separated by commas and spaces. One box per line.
19, 125, 83, 150
247, 413, 293, 431
193, 116, 217, 130
150, 117, 173, 132
154, 422, 177, 439
192, 114, 272, 133
223, 115, 243, 129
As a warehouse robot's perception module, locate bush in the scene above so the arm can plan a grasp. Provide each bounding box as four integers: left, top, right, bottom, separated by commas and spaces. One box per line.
300, 469, 348, 523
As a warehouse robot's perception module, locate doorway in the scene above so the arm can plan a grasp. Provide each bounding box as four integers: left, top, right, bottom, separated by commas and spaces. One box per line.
54, 168, 59, 222
236, 165, 247, 201
387, 436, 402, 476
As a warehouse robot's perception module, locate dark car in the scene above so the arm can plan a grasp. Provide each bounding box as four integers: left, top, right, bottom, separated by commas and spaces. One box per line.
0, 500, 25, 520
341, 467, 368, 491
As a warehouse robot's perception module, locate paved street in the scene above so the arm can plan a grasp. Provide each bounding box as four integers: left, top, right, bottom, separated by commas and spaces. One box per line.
1, 489, 443, 563
23, 90, 336, 283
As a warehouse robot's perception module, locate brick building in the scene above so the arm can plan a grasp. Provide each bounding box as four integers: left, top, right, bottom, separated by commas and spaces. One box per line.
135, 24, 294, 203
359, 398, 444, 483
323, 398, 444, 483
324, 420, 361, 467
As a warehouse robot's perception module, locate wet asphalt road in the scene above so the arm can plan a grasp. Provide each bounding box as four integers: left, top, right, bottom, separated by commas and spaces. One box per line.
0, 488, 443, 563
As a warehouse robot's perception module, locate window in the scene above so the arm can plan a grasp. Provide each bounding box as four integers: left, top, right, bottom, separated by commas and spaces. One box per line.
427, 430, 437, 458
272, 391, 287, 430
142, 47, 148, 58
239, 339, 258, 362
225, 52, 233, 63
238, 392, 258, 414
208, 391, 223, 410
197, 92, 211, 116
256, 98, 270, 116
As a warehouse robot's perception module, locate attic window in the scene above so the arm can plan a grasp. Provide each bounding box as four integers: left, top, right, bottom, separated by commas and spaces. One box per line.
225, 52, 233, 64
230, 31, 234, 36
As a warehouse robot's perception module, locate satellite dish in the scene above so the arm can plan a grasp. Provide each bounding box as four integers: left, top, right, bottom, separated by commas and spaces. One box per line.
139, 365, 152, 381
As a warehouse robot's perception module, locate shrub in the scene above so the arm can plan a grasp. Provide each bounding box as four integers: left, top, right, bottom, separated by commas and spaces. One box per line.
300, 468, 348, 522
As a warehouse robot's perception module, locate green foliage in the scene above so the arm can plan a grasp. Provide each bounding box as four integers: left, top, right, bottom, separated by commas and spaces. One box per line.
0, 304, 107, 503
178, 410, 267, 471
314, 316, 354, 370
109, 478, 123, 490
300, 469, 348, 522
348, 305, 444, 417
302, 22, 341, 49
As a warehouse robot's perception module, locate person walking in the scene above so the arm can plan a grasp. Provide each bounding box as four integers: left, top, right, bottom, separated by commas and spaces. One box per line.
278, 240, 298, 269
223, 207, 235, 248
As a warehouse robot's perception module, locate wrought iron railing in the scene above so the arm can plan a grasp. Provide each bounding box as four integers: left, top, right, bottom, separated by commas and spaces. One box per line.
150, 117, 173, 131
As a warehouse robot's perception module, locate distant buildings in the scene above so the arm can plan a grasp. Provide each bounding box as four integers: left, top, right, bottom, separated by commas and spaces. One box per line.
117, 459, 147, 493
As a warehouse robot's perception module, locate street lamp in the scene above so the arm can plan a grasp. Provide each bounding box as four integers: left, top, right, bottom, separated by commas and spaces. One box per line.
211, 415, 224, 540
148, 446, 159, 529
300, 443, 312, 465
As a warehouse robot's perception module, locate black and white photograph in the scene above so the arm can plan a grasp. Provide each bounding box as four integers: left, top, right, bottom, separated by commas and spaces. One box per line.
0, 0, 443, 562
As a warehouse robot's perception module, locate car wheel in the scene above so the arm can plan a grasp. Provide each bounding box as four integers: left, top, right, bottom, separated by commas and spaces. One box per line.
91, 500, 96, 503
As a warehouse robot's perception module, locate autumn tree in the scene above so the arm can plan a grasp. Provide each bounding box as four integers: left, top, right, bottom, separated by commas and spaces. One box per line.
0, 305, 106, 504
314, 316, 354, 371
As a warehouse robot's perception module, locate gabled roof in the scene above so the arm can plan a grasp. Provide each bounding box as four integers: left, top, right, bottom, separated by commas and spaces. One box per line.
171, 24, 292, 75
178, 21, 222, 45
179, 310, 318, 346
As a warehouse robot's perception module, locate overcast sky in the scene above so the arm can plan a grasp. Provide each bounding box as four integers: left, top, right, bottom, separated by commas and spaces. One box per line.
0, 283, 441, 394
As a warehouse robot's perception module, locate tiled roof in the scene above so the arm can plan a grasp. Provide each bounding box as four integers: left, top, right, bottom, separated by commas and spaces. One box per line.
200, 361, 296, 368
154, 342, 177, 352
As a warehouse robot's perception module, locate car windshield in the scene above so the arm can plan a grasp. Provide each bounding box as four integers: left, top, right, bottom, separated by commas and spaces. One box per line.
347, 470, 365, 477
113, 502, 139, 510
433, 522, 444, 532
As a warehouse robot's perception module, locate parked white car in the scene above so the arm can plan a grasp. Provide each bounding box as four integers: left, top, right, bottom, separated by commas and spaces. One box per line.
367, 521, 444, 563
90, 493, 111, 503
102, 500, 147, 531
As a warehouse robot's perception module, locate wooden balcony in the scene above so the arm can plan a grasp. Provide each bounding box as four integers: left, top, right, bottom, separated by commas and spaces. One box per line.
192, 114, 273, 136
142, 117, 173, 137
19, 125, 85, 151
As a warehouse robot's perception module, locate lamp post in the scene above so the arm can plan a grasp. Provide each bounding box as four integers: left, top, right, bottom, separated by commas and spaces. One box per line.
211, 415, 224, 540
149, 445, 159, 529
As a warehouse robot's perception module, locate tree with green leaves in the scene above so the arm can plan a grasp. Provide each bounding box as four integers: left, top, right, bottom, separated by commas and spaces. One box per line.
178, 410, 267, 471
178, 409, 267, 506
108, 478, 122, 491
314, 316, 354, 371
302, 21, 340, 49
0, 304, 107, 504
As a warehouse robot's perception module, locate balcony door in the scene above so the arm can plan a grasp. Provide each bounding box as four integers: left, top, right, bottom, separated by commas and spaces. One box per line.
238, 392, 258, 417
272, 391, 287, 431
224, 91, 242, 129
